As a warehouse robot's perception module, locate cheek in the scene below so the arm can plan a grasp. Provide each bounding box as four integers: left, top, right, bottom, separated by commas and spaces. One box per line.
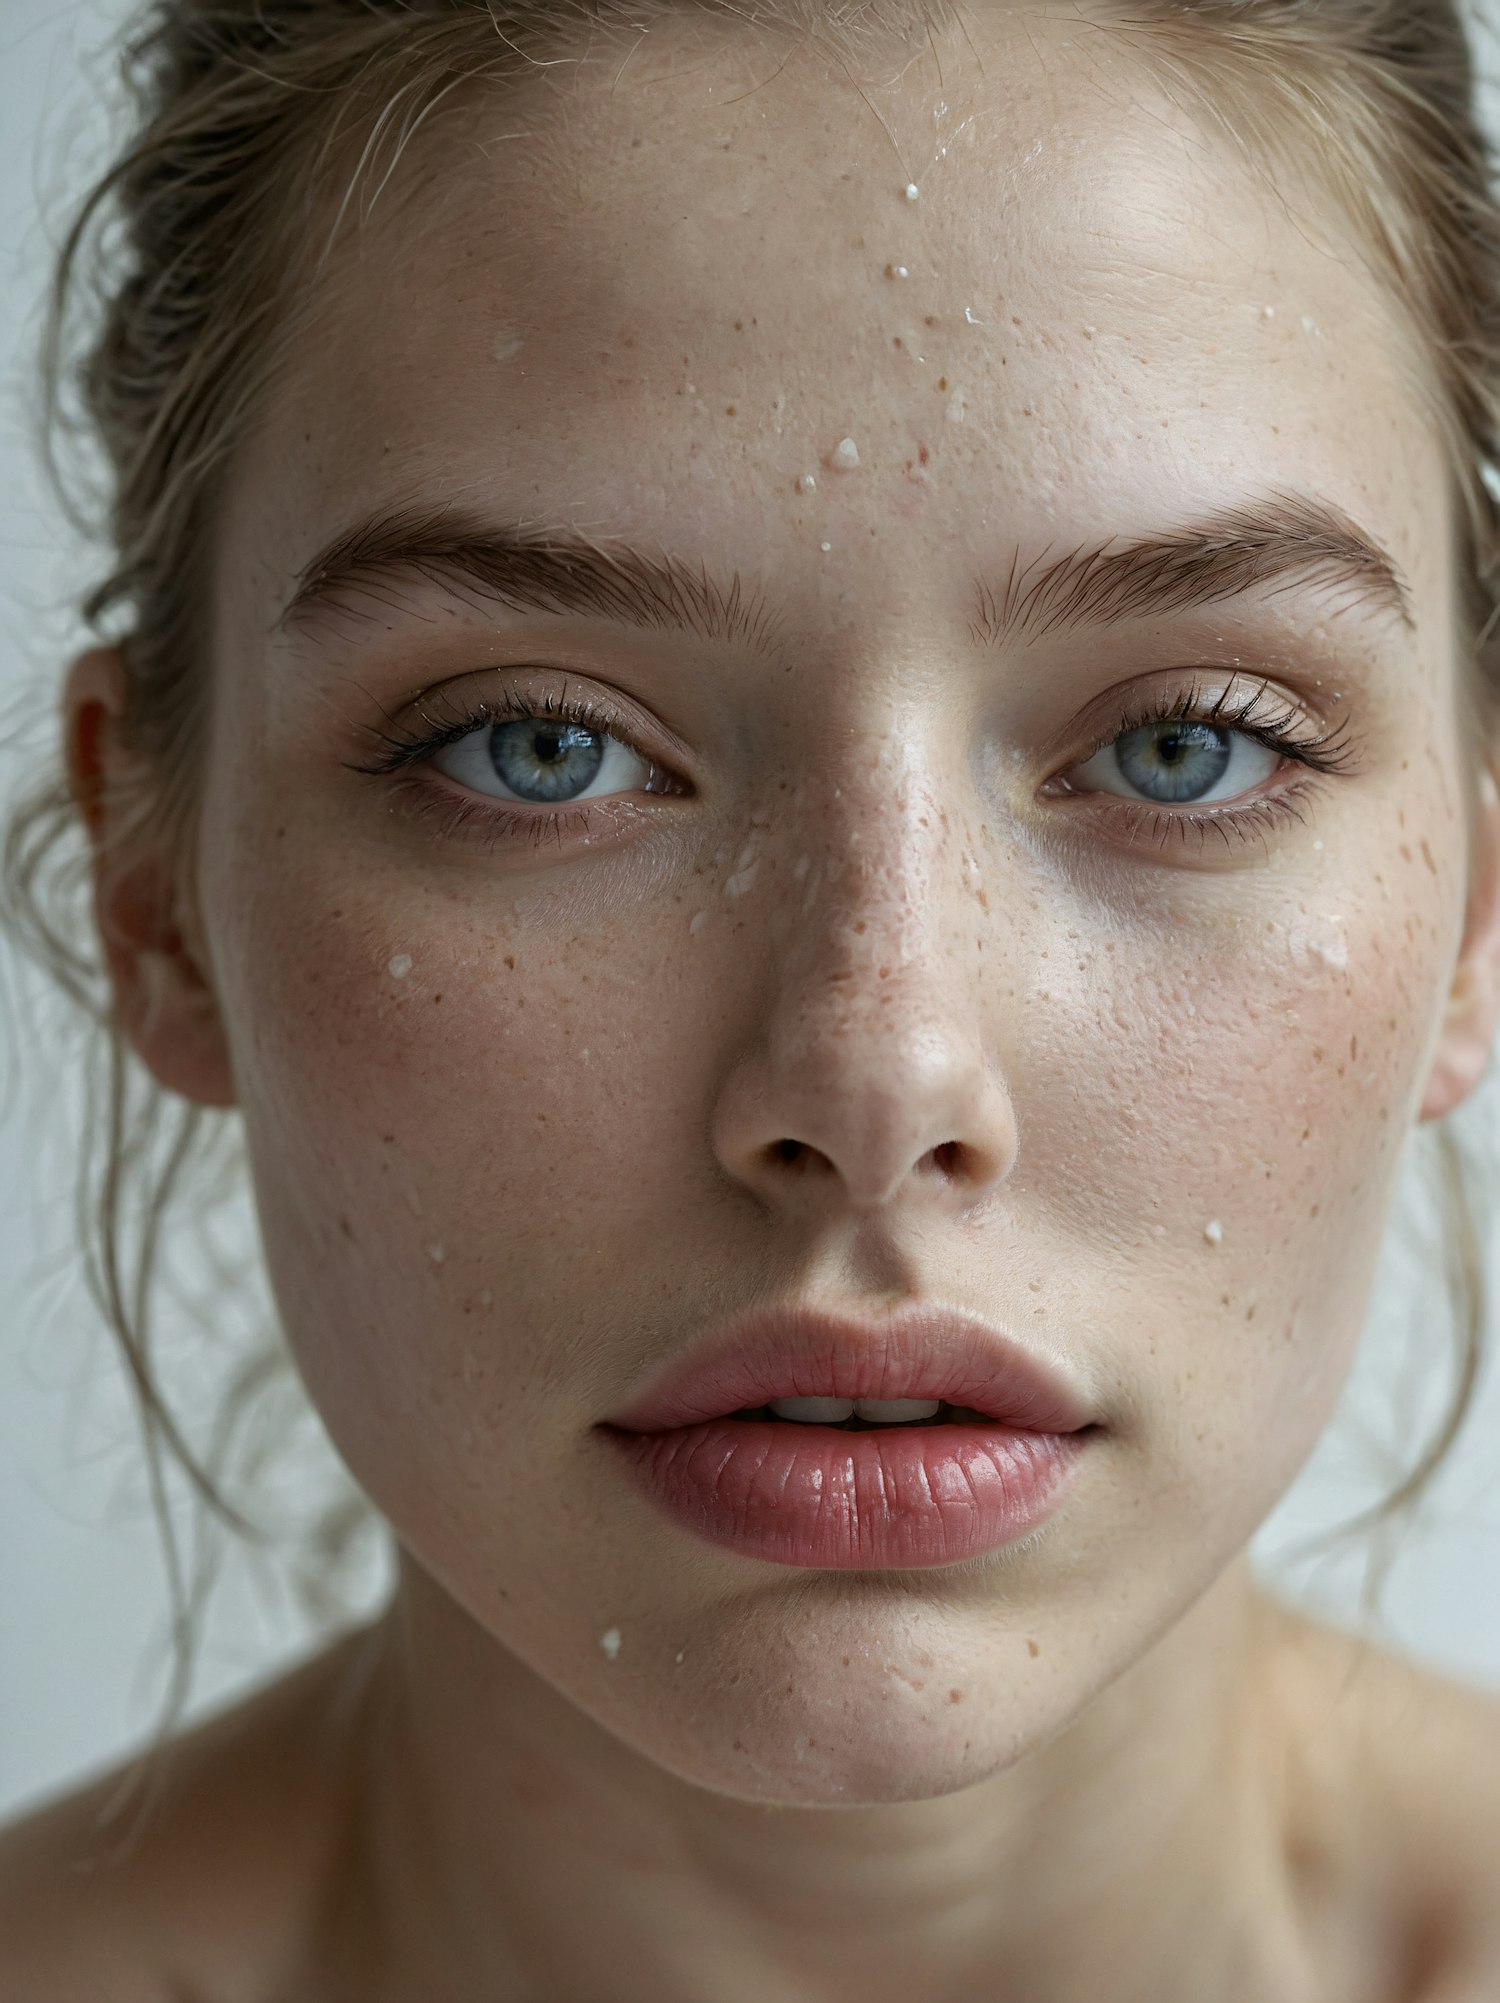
1013, 853, 1451, 1488
214, 858, 705, 1482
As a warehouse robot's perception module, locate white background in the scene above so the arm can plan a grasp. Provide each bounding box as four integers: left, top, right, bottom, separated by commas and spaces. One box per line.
4, 0, 1500, 1825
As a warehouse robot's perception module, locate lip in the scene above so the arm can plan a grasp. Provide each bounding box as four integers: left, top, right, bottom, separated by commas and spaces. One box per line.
604, 1301, 1097, 1436
599, 1302, 1099, 1570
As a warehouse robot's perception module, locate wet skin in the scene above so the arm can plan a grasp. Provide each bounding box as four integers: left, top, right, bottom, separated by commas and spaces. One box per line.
23, 6, 1500, 2000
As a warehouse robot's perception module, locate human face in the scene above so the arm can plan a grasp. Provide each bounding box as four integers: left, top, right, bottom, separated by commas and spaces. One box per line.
197, 7, 1473, 1803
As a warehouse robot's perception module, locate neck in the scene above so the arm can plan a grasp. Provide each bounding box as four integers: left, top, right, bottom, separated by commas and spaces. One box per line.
324, 1558, 1319, 2003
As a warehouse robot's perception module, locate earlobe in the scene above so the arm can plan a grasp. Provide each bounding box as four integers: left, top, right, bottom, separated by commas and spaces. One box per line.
64, 646, 238, 1111
1418, 767, 1500, 1124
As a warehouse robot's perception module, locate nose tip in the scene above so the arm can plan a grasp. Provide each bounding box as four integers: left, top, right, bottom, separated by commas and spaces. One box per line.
761, 1127, 1007, 1213
711, 993, 1018, 1218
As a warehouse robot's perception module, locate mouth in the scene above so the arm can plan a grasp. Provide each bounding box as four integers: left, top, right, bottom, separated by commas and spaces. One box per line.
720, 1398, 1012, 1429
601, 1302, 1099, 1569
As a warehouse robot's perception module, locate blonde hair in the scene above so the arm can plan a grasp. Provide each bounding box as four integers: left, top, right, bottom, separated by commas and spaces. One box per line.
4, 0, 1500, 1732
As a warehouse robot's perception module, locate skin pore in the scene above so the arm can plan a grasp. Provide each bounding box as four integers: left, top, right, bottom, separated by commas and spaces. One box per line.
15, 4, 1500, 1999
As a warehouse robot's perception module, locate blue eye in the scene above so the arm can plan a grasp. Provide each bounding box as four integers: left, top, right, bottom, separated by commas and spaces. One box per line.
429, 713, 654, 806
1072, 719, 1279, 807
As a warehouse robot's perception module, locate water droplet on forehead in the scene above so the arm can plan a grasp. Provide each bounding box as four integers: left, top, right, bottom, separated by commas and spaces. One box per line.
830, 436, 861, 469
904, 182, 921, 200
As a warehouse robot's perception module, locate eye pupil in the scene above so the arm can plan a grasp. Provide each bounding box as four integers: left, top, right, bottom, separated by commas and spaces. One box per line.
1116, 720, 1232, 803
490, 718, 607, 803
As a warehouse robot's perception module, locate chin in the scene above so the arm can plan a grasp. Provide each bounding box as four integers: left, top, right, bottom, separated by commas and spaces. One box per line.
608, 1635, 1066, 1807
643, 1712, 1032, 1807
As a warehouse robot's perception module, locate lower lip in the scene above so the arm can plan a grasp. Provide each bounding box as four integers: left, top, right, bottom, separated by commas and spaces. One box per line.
606, 1419, 1091, 1569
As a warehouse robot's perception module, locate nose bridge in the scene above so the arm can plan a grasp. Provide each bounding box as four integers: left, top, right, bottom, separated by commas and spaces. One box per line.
783, 739, 963, 1009
707, 726, 1016, 1219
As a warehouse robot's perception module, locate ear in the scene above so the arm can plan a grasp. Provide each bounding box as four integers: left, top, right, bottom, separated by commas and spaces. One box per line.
1418, 765, 1500, 1124
64, 646, 237, 1109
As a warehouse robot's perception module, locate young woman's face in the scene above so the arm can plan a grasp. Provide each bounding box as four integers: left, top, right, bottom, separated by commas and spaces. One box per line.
194, 10, 1477, 1801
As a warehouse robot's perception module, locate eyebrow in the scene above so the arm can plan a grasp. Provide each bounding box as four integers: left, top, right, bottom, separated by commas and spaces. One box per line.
274, 486, 1415, 655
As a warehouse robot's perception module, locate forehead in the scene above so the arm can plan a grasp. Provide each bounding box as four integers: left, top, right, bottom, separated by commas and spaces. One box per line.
231, 5, 1449, 638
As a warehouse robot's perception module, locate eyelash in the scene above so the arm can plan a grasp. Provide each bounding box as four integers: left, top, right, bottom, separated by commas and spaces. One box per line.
344, 672, 1364, 857
1063, 674, 1364, 855
344, 684, 682, 854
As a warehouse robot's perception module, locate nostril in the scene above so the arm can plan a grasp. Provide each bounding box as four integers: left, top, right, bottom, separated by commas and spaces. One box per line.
773, 1138, 803, 1167
931, 1140, 964, 1176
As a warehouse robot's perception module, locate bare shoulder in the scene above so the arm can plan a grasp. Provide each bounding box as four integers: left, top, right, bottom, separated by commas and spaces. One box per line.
1263, 1599, 1500, 1994
0, 1628, 376, 2003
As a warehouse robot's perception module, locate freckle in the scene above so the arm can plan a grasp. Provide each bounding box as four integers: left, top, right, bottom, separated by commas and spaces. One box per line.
725, 404, 736, 415
337, 1214, 354, 1240
1312, 1048, 1325, 1063
1399, 844, 1412, 862
733, 320, 743, 330
381, 1132, 395, 1145
1420, 839, 1437, 874
432, 993, 443, 1004
924, 314, 940, 327
1310, 1203, 1320, 1217
504, 955, 515, 969
937, 375, 948, 391
1349, 1035, 1358, 1060
842, 1656, 851, 1667
1245, 1305, 1256, 1321
1026, 1639, 1040, 1658
948, 1688, 965, 1703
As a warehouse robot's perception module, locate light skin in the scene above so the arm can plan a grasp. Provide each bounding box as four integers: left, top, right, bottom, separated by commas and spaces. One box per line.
8, 6, 1500, 1999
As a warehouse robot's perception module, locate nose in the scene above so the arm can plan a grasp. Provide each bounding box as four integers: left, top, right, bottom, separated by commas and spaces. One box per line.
708, 783, 1019, 1220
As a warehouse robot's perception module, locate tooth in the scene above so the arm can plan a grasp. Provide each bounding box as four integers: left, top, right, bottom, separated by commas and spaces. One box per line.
853, 1398, 942, 1423
767, 1397, 856, 1423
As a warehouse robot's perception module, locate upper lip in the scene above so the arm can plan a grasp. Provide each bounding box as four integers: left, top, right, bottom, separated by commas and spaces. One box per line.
603, 1302, 1097, 1435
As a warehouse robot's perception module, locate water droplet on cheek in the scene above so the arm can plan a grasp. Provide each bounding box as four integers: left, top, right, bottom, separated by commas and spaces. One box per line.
388, 953, 413, 980
1203, 1219, 1224, 1245
600, 1627, 623, 1660
689, 910, 707, 936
